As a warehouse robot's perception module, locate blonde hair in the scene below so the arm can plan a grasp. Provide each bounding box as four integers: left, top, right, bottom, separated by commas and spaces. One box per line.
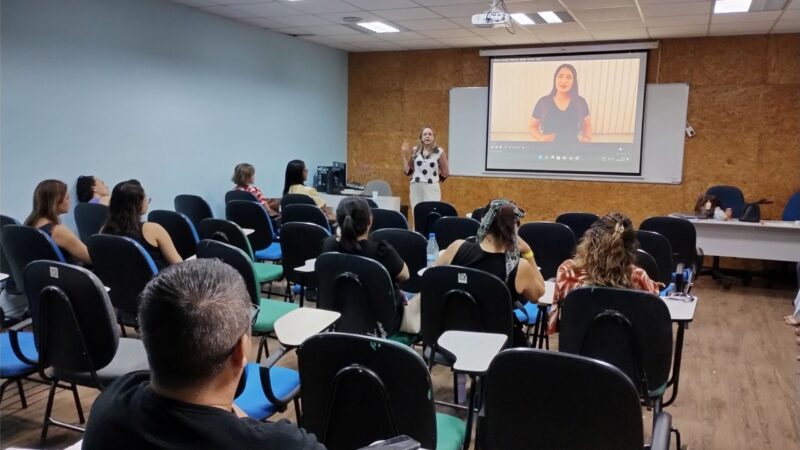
414, 126, 439, 158
573, 212, 638, 288
24, 180, 67, 226
231, 163, 255, 187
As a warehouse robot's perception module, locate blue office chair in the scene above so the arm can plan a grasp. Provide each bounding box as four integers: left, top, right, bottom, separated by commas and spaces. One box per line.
282, 204, 331, 233
280, 193, 317, 209
706, 185, 745, 217
1, 215, 23, 296
783, 191, 800, 221
279, 222, 330, 306
234, 361, 300, 422
433, 217, 480, 249
74, 203, 109, 243
1, 225, 66, 296
174, 194, 213, 228
147, 210, 199, 260
413, 201, 458, 237
0, 320, 38, 409
226, 200, 282, 262
225, 189, 259, 204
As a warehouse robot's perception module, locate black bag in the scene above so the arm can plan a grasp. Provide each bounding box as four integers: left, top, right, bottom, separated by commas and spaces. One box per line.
739, 199, 772, 222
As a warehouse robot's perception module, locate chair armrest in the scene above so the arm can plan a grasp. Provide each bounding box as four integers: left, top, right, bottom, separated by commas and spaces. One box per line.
258, 346, 296, 410
650, 411, 672, 450
8, 318, 37, 366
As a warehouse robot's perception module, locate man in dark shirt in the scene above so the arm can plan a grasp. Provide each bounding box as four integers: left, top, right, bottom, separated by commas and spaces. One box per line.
83, 259, 325, 450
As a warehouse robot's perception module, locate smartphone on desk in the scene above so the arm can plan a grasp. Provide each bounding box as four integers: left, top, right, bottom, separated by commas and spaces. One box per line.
360, 435, 421, 450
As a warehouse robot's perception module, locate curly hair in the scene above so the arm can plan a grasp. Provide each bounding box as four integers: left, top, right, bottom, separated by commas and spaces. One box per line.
573, 212, 638, 288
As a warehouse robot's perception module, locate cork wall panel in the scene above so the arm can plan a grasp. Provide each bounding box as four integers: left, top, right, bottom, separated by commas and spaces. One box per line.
348, 34, 800, 226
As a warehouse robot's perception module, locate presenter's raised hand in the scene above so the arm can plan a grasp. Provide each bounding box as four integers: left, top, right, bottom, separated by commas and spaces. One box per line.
401, 140, 411, 156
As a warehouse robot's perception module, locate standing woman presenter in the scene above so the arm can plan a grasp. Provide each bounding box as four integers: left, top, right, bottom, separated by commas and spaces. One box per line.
400, 126, 450, 212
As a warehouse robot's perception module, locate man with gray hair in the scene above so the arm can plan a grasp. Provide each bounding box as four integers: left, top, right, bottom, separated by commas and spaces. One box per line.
83, 259, 324, 449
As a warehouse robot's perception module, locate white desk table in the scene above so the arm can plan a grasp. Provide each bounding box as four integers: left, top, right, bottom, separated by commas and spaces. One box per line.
274, 307, 340, 348
0, 273, 8, 282
291, 259, 317, 307
661, 294, 697, 407
685, 218, 800, 262
321, 193, 401, 212
242, 228, 255, 236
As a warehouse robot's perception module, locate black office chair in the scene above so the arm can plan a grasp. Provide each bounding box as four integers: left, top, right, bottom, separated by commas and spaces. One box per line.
196, 239, 297, 362
23, 261, 149, 442
555, 212, 599, 242
370, 229, 426, 294
634, 249, 660, 284
316, 253, 407, 342
365, 198, 379, 208
640, 216, 700, 272
635, 230, 674, 285
433, 217, 480, 249
1, 225, 66, 295
225, 189, 259, 204
0, 215, 22, 295
226, 200, 281, 262
517, 221, 577, 280
370, 208, 409, 231
559, 286, 675, 435
282, 204, 331, 233
480, 349, 671, 450
174, 194, 213, 228
147, 210, 199, 260
413, 201, 458, 237
470, 206, 487, 223
297, 333, 466, 450
281, 193, 317, 209
74, 203, 109, 243
87, 235, 158, 334
706, 185, 745, 217
279, 222, 330, 306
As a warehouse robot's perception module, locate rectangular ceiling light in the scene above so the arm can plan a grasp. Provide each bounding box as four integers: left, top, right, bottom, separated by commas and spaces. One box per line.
357, 21, 399, 33
538, 11, 563, 24
713, 0, 752, 13
510, 13, 536, 25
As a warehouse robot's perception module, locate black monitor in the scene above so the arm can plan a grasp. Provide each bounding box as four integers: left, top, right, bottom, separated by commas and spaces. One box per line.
329, 161, 346, 194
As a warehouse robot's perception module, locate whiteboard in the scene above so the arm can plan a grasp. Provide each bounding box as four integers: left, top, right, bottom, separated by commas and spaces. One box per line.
448, 83, 689, 184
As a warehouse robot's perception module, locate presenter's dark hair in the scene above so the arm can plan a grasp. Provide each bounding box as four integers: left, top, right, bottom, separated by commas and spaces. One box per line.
336, 196, 371, 253
24, 179, 68, 226
283, 159, 307, 195
549, 63, 579, 98
102, 180, 146, 239
231, 163, 255, 187
76, 176, 96, 203
138, 259, 251, 389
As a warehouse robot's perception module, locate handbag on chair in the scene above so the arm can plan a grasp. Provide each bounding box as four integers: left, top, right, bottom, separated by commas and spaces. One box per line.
739, 199, 772, 222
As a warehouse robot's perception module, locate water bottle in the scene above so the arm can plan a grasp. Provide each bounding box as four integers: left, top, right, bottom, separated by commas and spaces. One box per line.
426, 233, 439, 266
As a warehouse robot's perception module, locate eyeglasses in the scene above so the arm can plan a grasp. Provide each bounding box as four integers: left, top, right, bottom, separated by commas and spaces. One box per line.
249, 303, 260, 326
147, 197, 152, 204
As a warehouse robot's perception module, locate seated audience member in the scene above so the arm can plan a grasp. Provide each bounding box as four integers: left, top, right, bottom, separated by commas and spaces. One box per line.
82, 259, 325, 450
231, 163, 281, 220
101, 180, 181, 270
283, 159, 334, 221
76, 175, 111, 206
434, 199, 545, 346
24, 179, 91, 264
551, 212, 660, 332
321, 196, 409, 334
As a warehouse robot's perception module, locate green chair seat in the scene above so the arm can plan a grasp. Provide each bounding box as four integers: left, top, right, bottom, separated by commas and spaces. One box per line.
253, 298, 298, 333
387, 332, 417, 346
254, 262, 283, 283
648, 381, 668, 398
435, 412, 466, 450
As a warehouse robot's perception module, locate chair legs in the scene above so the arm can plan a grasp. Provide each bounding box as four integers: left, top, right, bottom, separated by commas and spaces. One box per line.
40, 380, 57, 443
0, 378, 28, 408
40, 381, 87, 444
256, 336, 270, 363
72, 383, 85, 424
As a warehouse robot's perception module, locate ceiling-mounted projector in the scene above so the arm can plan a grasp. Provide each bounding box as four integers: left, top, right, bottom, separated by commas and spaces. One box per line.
471, 10, 511, 28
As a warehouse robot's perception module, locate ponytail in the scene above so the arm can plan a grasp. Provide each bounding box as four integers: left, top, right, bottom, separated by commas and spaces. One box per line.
335, 196, 371, 253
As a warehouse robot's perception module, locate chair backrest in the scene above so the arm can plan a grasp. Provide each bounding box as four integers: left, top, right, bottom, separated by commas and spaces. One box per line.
147, 210, 199, 260
316, 253, 399, 337
196, 239, 259, 306
1, 225, 66, 294
471, 206, 487, 223
196, 218, 255, 259
74, 203, 109, 242
482, 349, 645, 450
433, 217, 480, 249
0, 215, 22, 294
635, 230, 674, 285
370, 208, 409, 231
706, 185, 745, 217
413, 201, 457, 236
282, 204, 330, 232
174, 194, 213, 228
517, 222, 576, 280
281, 193, 317, 209
225, 190, 259, 204
298, 333, 437, 450
364, 180, 392, 197
365, 198, 379, 208
558, 286, 673, 399
23, 261, 119, 385
87, 235, 158, 323
783, 191, 800, 221
634, 249, 660, 284
555, 212, 599, 242
370, 229, 426, 294
226, 200, 275, 251
639, 216, 696, 270
420, 265, 514, 350
280, 222, 330, 285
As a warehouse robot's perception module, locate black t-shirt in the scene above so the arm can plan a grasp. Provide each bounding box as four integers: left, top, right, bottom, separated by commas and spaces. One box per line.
451, 241, 520, 303
532, 95, 590, 143
83, 372, 325, 450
